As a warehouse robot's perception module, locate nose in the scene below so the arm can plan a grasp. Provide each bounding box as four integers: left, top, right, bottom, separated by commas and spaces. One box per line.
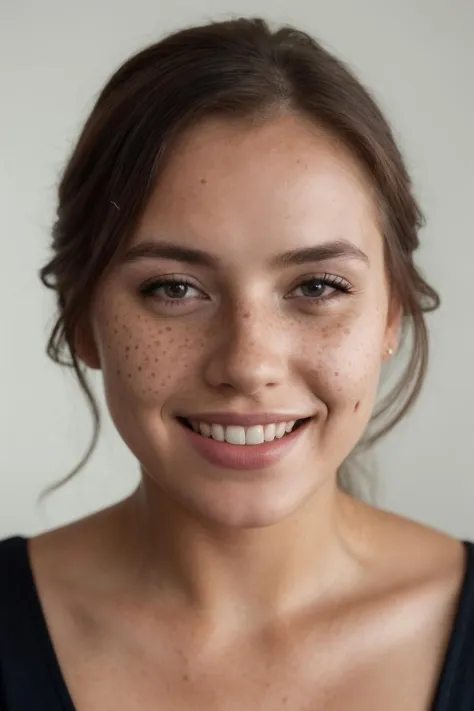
203, 306, 287, 396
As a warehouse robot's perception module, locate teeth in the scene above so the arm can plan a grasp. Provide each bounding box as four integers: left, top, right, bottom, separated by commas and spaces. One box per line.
199, 423, 211, 438
275, 423, 287, 439
225, 426, 246, 445
264, 424, 276, 442
210, 424, 225, 442
187, 419, 304, 445
246, 426, 265, 445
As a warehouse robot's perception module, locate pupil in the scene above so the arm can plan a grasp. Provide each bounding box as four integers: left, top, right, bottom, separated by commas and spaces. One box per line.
302, 280, 324, 297
165, 283, 187, 298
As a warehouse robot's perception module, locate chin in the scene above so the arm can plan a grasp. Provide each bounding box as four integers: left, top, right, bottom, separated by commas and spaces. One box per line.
155, 468, 324, 530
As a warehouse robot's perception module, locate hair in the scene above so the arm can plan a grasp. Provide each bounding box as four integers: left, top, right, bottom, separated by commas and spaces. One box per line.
39, 17, 439, 503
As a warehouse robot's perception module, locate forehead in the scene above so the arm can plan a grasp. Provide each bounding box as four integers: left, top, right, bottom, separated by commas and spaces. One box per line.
135, 114, 382, 262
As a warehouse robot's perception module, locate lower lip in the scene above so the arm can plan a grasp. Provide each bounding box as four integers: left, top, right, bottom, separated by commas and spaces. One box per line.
177, 419, 311, 470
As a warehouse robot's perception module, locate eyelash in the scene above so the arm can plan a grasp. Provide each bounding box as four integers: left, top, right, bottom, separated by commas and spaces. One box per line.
139, 273, 354, 307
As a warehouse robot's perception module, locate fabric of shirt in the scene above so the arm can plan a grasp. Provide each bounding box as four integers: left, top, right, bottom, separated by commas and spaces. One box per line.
1, 536, 473, 710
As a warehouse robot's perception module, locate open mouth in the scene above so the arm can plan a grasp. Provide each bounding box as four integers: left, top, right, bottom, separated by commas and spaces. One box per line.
177, 416, 312, 446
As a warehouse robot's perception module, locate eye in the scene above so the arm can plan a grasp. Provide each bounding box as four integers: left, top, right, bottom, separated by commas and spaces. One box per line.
287, 274, 354, 303
139, 276, 207, 306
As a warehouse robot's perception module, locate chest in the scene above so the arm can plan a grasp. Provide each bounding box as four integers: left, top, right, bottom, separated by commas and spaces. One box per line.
50, 602, 451, 711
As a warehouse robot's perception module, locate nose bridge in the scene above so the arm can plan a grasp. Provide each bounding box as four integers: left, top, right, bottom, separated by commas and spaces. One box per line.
204, 298, 287, 394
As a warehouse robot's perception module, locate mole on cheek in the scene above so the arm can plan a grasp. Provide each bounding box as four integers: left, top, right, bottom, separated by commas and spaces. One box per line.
354, 401, 361, 412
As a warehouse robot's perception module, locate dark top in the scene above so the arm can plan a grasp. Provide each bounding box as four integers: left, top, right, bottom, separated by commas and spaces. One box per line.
0, 536, 473, 710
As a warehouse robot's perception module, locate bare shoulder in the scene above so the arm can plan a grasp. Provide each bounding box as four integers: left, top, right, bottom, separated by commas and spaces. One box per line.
353, 499, 469, 624
367, 501, 466, 581
28, 501, 126, 594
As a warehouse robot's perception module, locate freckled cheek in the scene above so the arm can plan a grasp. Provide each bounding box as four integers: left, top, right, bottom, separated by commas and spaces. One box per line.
296, 319, 384, 400
96, 313, 207, 401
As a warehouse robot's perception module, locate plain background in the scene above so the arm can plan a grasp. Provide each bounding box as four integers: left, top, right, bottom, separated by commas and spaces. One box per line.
0, 0, 472, 540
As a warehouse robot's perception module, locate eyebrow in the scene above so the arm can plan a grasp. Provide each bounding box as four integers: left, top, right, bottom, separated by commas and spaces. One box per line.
121, 239, 370, 268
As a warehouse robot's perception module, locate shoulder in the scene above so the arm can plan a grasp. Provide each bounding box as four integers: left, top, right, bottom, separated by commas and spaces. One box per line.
353, 496, 468, 584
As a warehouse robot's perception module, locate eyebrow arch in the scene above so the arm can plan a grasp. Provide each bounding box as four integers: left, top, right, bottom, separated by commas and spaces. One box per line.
271, 241, 370, 268
121, 239, 369, 268
122, 241, 219, 267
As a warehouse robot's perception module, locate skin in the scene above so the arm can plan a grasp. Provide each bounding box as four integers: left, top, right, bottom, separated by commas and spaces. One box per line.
27, 113, 467, 709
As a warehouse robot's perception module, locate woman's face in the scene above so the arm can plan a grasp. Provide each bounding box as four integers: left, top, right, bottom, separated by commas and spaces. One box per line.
84, 114, 398, 527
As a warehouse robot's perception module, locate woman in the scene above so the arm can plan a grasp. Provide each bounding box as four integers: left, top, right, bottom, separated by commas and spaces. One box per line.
0, 17, 472, 711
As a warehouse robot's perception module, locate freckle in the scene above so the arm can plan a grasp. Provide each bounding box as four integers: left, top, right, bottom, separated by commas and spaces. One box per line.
128, 373, 132, 378
135, 345, 139, 350
151, 372, 156, 377
354, 401, 360, 412
243, 312, 250, 319
113, 328, 118, 334
138, 366, 142, 372
182, 673, 190, 681
334, 371, 339, 377
155, 341, 161, 346
200, 177, 207, 184
165, 326, 172, 332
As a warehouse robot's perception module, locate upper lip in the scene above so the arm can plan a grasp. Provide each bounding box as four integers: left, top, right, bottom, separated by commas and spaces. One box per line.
178, 412, 312, 426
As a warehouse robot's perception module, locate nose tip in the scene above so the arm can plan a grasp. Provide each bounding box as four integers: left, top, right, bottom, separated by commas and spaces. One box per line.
203, 321, 287, 396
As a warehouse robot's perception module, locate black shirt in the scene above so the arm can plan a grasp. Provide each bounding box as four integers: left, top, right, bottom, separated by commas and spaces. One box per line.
1, 536, 474, 710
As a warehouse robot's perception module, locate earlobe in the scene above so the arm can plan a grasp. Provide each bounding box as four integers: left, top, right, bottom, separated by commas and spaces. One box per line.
383, 299, 402, 360
74, 321, 101, 370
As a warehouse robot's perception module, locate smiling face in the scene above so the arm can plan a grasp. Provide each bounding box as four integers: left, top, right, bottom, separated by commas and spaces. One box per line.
80, 113, 399, 527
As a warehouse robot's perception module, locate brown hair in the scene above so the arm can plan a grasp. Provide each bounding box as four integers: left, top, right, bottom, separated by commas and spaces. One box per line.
39, 17, 439, 502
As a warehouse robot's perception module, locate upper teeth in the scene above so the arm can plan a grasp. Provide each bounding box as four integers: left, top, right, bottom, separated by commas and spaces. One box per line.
189, 421, 298, 445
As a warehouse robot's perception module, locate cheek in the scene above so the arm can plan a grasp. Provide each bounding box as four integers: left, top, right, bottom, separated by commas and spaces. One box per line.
297, 309, 385, 408
95, 300, 207, 405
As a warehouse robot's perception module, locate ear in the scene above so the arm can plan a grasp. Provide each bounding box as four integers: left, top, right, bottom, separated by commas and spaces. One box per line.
383, 296, 402, 360
74, 319, 101, 370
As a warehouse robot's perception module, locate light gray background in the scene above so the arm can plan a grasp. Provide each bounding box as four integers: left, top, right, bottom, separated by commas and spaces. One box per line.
1, 0, 472, 539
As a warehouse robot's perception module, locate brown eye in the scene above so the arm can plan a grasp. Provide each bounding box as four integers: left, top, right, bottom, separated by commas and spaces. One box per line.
162, 282, 189, 299
139, 277, 207, 306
